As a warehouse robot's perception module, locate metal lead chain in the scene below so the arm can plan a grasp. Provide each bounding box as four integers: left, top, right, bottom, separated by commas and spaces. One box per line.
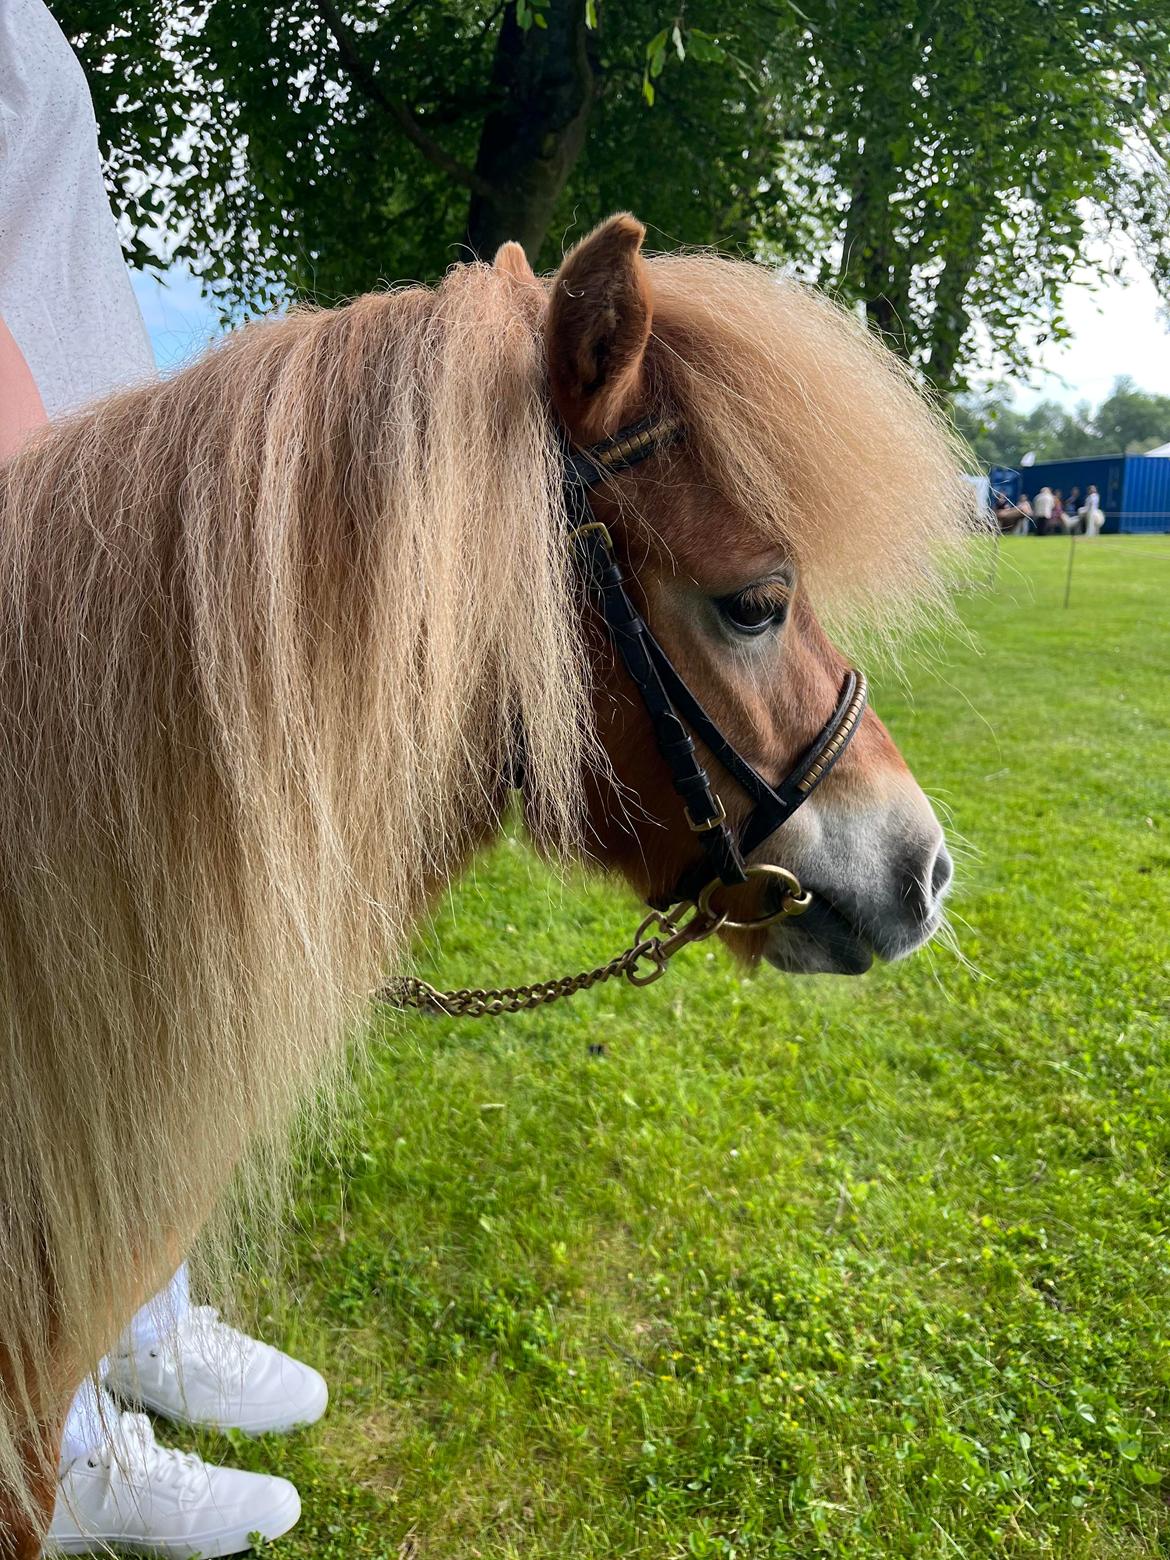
374, 902, 725, 1020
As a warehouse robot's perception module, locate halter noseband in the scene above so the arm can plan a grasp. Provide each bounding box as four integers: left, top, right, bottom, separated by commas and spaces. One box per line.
564, 414, 869, 923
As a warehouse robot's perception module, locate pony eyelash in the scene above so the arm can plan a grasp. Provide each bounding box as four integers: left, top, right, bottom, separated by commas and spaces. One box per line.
736, 577, 793, 613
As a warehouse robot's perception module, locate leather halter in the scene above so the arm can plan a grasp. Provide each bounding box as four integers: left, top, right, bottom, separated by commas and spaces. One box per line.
563, 414, 869, 917
374, 412, 871, 1022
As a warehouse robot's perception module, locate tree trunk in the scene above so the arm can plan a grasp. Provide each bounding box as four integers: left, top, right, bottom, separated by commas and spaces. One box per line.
924, 211, 982, 396
836, 140, 913, 362
465, 0, 596, 261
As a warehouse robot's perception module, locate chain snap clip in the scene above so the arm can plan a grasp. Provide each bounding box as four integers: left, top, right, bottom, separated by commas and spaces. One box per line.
625, 902, 727, 986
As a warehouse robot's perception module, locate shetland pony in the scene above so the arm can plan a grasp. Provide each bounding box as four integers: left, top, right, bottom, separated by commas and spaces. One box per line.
0, 215, 976, 1551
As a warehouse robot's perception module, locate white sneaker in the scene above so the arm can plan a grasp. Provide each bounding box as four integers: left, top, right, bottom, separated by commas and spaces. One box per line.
47, 1410, 301, 1557
104, 1307, 328, 1435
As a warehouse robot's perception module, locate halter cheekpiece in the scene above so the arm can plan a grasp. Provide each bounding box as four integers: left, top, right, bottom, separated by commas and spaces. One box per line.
563, 413, 869, 923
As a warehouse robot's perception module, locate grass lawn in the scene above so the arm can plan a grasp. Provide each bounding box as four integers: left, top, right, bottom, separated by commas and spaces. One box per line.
220, 537, 1169, 1558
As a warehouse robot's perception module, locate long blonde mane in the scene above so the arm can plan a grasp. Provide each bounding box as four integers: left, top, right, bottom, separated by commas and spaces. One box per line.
0, 251, 972, 1520
0, 264, 588, 1514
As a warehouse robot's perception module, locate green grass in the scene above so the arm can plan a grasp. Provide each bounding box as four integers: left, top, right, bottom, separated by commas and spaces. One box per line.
222, 537, 1169, 1558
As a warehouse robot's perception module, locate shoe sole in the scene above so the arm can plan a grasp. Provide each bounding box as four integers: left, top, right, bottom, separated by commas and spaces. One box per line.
47, 1482, 301, 1557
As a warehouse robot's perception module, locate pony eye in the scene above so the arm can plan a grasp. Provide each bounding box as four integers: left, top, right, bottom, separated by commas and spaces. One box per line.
715, 582, 791, 637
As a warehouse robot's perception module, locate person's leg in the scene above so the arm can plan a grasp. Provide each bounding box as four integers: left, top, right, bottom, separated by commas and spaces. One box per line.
49, 1271, 307, 1556
119, 1263, 191, 1355
59, 1373, 115, 1469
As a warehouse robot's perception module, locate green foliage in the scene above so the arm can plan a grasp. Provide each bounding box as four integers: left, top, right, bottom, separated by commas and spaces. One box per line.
55, 1, 793, 309
957, 375, 1170, 464
207, 539, 1170, 1557
956, 393, 1096, 465
1094, 376, 1170, 453
57, 1, 1170, 388
778, 0, 1170, 392
514, 0, 550, 32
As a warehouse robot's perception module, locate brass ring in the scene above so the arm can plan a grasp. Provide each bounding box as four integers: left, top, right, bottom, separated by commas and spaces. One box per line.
697, 864, 813, 930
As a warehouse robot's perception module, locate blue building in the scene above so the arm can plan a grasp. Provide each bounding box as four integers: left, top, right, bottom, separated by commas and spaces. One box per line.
989, 454, 1170, 533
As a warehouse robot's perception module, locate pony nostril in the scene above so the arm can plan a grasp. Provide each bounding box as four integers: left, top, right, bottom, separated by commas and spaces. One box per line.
930, 842, 954, 902
900, 840, 953, 926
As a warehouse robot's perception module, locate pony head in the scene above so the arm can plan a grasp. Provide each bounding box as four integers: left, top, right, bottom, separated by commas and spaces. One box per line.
523, 215, 977, 973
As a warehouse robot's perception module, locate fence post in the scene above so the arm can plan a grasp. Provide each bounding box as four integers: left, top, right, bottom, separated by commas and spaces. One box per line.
1063, 533, 1076, 608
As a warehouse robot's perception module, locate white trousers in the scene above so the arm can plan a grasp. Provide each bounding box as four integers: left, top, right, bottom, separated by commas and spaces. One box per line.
59, 1266, 191, 1466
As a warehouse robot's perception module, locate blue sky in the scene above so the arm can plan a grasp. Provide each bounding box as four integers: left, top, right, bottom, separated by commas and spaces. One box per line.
134, 253, 1170, 411
132, 269, 223, 375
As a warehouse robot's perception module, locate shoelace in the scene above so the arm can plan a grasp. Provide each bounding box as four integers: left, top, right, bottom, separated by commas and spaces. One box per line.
87, 1412, 215, 1497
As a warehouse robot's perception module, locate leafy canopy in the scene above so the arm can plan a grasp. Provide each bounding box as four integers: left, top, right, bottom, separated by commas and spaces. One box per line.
58, 0, 1170, 393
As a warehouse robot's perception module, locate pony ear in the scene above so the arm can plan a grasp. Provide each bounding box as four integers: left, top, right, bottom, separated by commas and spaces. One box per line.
494, 241, 538, 285
546, 214, 652, 444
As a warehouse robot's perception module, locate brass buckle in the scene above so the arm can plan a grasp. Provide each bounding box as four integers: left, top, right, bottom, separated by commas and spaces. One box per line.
684, 794, 728, 833
568, 520, 614, 551
697, 864, 813, 930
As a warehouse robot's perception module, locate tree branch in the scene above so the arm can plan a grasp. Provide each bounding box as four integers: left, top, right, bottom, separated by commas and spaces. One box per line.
315, 0, 495, 199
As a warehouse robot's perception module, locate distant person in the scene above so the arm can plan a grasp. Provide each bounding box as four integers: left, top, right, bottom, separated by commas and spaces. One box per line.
993, 490, 1031, 535
1051, 491, 1066, 532
1067, 485, 1082, 519
1033, 485, 1055, 533
1081, 485, 1103, 536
